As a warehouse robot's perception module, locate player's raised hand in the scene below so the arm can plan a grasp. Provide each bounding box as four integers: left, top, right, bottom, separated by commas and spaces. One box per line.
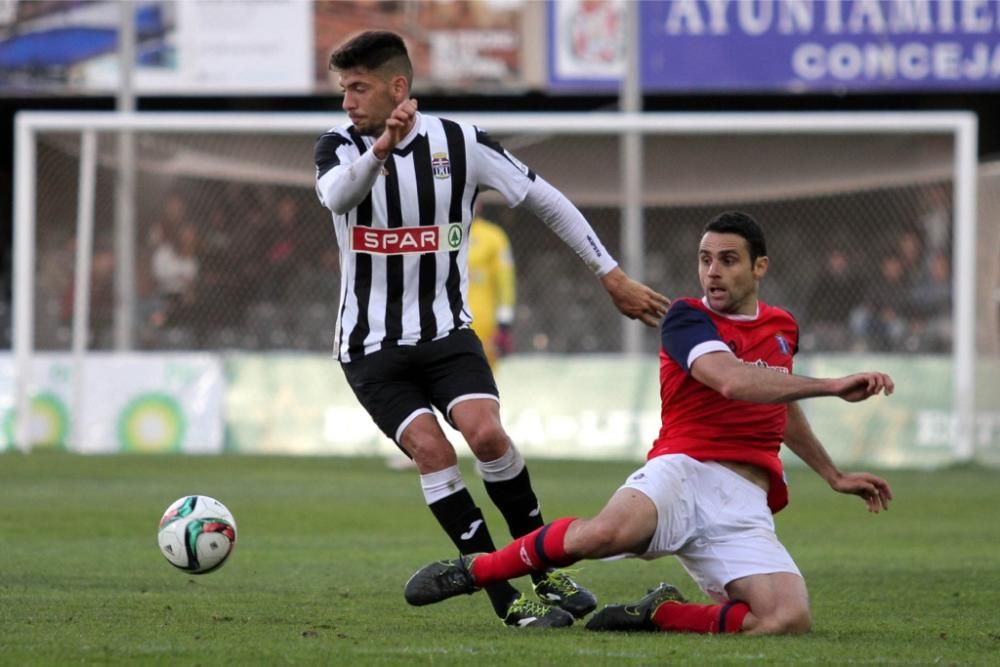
600, 267, 670, 327
386, 98, 417, 139
831, 372, 894, 402
830, 472, 893, 513
375, 98, 418, 157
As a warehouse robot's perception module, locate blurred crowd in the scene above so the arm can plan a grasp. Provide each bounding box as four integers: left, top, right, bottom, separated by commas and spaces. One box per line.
795, 183, 954, 354
800, 230, 952, 354
11, 185, 956, 356
31, 186, 339, 351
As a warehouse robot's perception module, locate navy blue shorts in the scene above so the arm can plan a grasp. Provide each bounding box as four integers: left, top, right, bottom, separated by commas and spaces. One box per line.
340, 329, 499, 443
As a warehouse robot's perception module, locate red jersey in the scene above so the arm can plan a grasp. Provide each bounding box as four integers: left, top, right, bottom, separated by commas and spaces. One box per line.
652, 297, 799, 513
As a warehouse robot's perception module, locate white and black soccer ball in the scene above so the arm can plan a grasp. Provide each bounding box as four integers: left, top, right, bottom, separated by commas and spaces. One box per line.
157, 495, 237, 574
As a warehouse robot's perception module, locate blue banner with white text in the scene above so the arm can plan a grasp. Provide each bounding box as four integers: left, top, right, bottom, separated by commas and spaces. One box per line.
549, 0, 1000, 93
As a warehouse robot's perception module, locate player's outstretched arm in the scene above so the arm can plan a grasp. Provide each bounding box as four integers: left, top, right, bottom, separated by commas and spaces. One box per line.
600, 267, 670, 327
691, 354, 894, 405
516, 179, 666, 325
783, 402, 893, 513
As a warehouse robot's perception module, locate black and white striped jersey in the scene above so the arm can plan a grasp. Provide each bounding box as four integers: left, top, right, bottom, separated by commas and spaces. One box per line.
315, 111, 616, 362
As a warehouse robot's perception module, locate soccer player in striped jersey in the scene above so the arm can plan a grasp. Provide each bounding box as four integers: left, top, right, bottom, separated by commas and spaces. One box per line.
314, 31, 669, 628
404, 211, 895, 636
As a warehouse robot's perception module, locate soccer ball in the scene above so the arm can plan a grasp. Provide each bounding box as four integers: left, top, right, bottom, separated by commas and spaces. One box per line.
157, 495, 237, 574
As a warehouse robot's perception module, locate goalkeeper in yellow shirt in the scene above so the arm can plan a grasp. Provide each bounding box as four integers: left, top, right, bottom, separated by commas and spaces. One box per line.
468, 212, 516, 368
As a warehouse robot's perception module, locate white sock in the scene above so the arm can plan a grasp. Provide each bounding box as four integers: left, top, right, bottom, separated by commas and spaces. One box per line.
476, 445, 525, 482
419, 465, 465, 505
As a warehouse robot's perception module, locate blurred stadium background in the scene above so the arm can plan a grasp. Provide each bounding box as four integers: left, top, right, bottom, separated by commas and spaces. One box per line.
1, 0, 998, 468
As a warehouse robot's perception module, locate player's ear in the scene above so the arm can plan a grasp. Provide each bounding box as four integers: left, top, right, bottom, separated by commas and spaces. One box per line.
753, 256, 769, 278
390, 75, 409, 102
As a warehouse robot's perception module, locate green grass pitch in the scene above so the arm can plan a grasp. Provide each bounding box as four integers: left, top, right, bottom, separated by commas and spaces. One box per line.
1, 451, 998, 665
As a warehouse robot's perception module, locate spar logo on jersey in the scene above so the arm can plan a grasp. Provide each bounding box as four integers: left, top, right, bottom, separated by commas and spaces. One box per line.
431, 153, 450, 179
351, 224, 464, 255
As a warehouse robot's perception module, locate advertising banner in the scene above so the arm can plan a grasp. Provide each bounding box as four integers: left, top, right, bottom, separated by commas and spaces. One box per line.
5, 352, 996, 465
548, 0, 626, 91
0, 353, 224, 453
797, 355, 956, 468
549, 0, 1000, 92
223, 353, 383, 456
223, 353, 1000, 467
0, 0, 312, 95
0, 0, 530, 96
313, 1, 526, 94
223, 354, 661, 459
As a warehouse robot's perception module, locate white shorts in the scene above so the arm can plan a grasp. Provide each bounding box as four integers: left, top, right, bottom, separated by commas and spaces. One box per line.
620, 454, 801, 603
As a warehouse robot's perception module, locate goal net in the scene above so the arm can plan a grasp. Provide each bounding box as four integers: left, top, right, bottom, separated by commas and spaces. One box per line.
8, 111, 988, 463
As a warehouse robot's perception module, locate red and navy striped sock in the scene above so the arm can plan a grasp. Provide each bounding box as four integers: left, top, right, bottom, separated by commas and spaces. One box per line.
651, 599, 750, 634
470, 517, 577, 585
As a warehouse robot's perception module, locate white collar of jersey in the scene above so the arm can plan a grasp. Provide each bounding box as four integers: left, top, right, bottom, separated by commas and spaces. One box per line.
393, 111, 423, 152
701, 296, 760, 321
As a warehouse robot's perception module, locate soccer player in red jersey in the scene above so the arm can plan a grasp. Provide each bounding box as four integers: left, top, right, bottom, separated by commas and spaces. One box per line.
404, 211, 894, 635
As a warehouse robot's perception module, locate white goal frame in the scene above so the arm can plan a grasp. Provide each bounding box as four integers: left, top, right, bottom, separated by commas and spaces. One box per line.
12, 110, 979, 458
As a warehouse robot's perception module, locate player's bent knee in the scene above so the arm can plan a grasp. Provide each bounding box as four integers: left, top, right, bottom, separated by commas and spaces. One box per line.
413, 448, 456, 470
464, 423, 511, 460
784, 607, 812, 634
401, 433, 456, 469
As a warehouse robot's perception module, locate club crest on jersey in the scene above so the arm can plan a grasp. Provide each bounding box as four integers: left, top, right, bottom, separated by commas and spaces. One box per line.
432, 153, 450, 179
351, 223, 465, 255
775, 334, 790, 356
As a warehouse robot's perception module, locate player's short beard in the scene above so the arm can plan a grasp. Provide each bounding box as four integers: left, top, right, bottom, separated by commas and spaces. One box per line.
357, 123, 384, 137
354, 108, 388, 136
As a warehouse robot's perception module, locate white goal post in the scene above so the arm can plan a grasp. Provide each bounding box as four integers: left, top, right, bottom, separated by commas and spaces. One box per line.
11, 110, 979, 459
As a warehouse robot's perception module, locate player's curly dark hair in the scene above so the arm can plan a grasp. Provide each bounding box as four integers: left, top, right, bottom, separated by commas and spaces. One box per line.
704, 211, 767, 263
329, 31, 412, 86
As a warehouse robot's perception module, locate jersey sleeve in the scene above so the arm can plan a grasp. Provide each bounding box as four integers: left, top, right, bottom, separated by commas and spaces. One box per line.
314, 129, 385, 214
314, 131, 351, 179
661, 301, 732, 373
519, 176, 617, 277
471, 127, 536, 207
